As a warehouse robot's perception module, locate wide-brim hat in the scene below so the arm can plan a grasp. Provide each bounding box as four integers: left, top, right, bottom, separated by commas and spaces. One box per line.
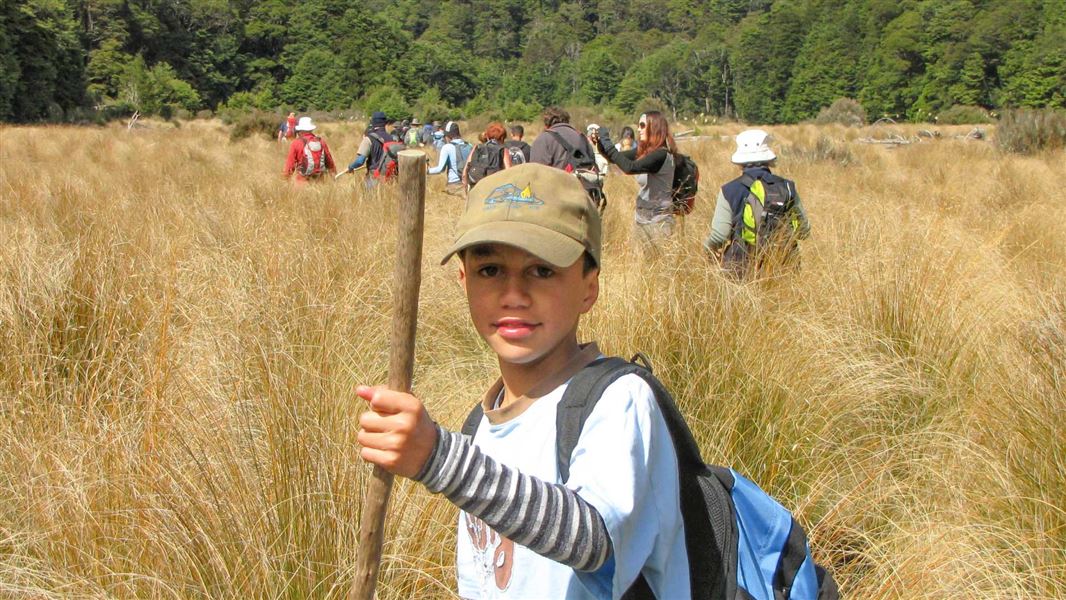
295, 116, 316, 132
440, 163, 601, 268
411, 117, 421, 125
731, 129, 776, 164
370, 111, 387, 126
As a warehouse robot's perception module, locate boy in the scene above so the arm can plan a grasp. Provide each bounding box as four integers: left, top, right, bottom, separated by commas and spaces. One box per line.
357, 163, 689, 598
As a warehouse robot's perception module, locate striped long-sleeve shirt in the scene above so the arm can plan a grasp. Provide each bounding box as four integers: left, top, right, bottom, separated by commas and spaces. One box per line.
416, 424, 613, 571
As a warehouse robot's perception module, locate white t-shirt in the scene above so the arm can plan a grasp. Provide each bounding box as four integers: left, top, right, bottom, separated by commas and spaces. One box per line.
457, 374, 690, 599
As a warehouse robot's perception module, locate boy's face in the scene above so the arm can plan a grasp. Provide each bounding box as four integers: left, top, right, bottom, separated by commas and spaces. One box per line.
459, 244, 598, 369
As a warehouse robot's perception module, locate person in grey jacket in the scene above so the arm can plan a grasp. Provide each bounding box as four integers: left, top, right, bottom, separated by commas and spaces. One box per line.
594, 111, 677, 251
531, 106, 606, 210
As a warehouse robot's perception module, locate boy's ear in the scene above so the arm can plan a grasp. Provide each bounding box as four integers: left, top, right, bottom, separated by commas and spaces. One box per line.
580, 269, 599, 314
457, 259, 468, 292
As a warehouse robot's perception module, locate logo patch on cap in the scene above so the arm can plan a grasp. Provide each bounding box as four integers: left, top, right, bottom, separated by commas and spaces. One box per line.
484, 183, 544, 208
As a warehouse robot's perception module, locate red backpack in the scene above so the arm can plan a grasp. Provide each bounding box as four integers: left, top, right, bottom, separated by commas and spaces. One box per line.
368, 132, 403, 180
298, 136, 328, 178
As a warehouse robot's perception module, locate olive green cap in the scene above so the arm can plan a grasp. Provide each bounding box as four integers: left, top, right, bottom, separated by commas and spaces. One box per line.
440, 163, 602, 268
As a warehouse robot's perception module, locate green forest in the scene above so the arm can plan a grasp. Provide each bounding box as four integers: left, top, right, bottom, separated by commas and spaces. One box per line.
1, 0, 1064, 124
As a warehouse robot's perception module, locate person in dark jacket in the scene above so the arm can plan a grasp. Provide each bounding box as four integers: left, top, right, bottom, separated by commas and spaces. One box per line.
505, 124, 531, 163
345, 111, 395, 188
702, 129, 811, 278
594, 111, 676, 251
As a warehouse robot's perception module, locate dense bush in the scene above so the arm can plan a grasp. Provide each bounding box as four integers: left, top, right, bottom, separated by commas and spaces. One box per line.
361, 86, 410, 121
815, 98, 867, 127
229, 110, 281, 142
996, 108, 1066, 154
937, 105, 993, 124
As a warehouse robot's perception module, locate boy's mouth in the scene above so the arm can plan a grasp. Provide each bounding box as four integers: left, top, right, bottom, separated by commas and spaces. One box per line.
493, 318, 539, 339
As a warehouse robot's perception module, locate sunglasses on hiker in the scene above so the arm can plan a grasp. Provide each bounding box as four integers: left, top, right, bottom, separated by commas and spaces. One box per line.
638, 122, 647, 129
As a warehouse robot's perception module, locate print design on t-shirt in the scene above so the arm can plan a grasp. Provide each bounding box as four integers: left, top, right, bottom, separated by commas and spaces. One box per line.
465, 513, 514, 592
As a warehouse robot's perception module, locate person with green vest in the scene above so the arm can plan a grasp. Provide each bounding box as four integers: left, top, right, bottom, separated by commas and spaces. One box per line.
703, 129, 811, 278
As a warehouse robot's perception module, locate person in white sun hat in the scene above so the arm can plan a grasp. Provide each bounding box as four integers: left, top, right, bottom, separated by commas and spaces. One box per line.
283, 116, 337, 184
703, 129, 810, 278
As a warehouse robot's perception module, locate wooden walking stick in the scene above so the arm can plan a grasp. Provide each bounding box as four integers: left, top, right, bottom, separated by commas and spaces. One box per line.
335, 164, 367, 179
350, 149, 427, 600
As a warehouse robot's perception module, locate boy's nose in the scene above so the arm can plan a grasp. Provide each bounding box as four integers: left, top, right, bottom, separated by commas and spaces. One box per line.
499, 276, 531, 307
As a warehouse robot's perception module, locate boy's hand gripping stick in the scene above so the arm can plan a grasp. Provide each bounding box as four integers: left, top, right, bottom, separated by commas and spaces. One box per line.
350, 150, 426, 600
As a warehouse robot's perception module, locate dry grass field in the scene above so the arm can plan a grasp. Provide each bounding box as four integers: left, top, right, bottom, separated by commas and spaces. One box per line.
1, 118, 1064, 599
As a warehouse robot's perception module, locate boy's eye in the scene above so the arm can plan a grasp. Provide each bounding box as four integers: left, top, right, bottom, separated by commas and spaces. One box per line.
477, 265, 500, 277
530, 265, 555, 278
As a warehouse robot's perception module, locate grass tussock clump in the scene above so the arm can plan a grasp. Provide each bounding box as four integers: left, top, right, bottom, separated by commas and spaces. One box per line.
937, 104, 994, 125
228, 109, 283, 141
815, 98, 867, 127
781, 134, 856, 166
1, 121, 1064, 599
995, 108, 1066, 154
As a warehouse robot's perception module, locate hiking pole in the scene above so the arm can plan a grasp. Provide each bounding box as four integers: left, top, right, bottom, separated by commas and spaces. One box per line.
350, 149, 426, 600
335, 164, 367, 180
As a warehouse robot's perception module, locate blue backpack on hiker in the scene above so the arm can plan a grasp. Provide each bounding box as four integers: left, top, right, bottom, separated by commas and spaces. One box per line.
462, 355, 839, 600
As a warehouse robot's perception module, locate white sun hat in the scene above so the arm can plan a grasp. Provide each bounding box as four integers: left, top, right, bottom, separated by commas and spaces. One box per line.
731, 129, 776, 164
586, 123, 601, 134
294, 116, 317, 132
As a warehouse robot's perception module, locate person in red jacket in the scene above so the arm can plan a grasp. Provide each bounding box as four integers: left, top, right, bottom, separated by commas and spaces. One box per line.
285, 112, 297, 139
284, 117, 337, 185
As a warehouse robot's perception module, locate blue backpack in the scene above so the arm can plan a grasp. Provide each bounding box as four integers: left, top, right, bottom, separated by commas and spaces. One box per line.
462, 355, 839, 600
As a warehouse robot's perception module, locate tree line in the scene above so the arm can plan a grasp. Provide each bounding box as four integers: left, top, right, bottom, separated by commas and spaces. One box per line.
2, 0, 1063, 124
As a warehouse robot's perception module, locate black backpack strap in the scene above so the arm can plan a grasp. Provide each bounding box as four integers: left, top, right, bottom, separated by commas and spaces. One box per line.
545, 129, 594, 169
557, 356, 726, 599
555, 356, 704, 482
461, 402, 484, 438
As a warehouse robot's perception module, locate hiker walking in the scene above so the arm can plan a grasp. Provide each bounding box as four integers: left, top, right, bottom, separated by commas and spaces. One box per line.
285, 112, 297, 139
421, 120, 435, 146
463, 122, 512, 191
405, 117, 423, 147
504, 124, 531, 164
427, 123, 471, 196
283, 116, 337, 184
703, 129, 811, 278
345, 111, 400, 188
430, 121, 444, 149
593, 111, 678, 250
355, 163, 690, 598
530, 106, 605, 211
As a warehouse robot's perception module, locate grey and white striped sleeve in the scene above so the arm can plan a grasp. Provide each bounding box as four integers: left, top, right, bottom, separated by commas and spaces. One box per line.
415, 424, 612, 572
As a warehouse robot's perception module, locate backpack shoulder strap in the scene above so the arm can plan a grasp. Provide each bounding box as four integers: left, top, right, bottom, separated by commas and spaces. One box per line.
545, 129, 594, 165
461, 402, 484, 438
556, 355, 704, 482
368, 131, 384, 144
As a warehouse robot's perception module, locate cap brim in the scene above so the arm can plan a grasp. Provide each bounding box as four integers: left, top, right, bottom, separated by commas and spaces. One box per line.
440, 221, 586, 268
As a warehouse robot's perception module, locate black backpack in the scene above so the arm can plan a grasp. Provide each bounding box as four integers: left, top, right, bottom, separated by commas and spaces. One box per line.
672, 153, 700, 215
462, 355, 839, 600
545, 129, 607, 211
739, 173, 798, 250
466, 140, 505, 187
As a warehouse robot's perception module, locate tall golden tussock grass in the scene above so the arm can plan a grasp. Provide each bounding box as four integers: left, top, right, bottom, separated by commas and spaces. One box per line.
1, 120, 1063, 598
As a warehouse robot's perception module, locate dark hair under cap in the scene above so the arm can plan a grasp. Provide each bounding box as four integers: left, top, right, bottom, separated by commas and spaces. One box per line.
447, 123, 461, 138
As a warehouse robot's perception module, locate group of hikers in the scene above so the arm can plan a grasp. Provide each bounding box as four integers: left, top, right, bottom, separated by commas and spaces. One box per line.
282, 106, 810, 279
279, 105, 832, 598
